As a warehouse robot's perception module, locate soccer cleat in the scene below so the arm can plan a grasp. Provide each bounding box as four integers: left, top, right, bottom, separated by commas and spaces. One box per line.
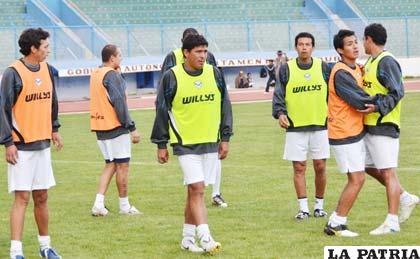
200, 236, 221, 255
119, 205, 142, 215
369, 222, 400, 235
91, 206, 109, 216
10, 255, 25, 259
295, 210, 310, 220
180, 238, 204, 253
212, 194, 228, 208
39, 247, 62, 259
400, 194, 419, 223
324, 223, 359, 237
314, 209, 328, 218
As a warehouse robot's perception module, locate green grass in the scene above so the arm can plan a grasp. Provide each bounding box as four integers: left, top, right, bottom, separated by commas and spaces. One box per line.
0, 93, 420, 258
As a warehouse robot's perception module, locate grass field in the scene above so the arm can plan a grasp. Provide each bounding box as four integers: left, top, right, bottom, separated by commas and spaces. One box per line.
0, 93, 419, 259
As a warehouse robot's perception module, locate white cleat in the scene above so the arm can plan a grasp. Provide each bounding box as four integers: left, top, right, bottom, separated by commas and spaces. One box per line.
324, 223, 359, 237
200, 236, 221, 255
400, 194, 419, 223
92, 206, 109, 216
369, 222, 400, 235
119, 205, 142, 215
180, 239, 204, 253
339, 230, 359, 237
212, 195, 228, 208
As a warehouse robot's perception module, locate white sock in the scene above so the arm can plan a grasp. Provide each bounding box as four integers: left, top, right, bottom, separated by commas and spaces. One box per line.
298, 198, 309, 213
196, 224, 211, 241
212, 161, 222, 197
38, 235, 51, 251
182, 224, 196, 242
385, 214, 399, 228
314, 197, 324, 210
94, 193, 105, 208
119, 197, 130, 211
10, 240, 23, 257
328, 212, 347, 228
400, 191, 411, 204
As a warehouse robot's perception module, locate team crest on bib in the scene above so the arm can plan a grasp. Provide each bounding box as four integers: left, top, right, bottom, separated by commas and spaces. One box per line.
35, 78, 42, 86
304, 73, 311, 80
194, 80, 203, 89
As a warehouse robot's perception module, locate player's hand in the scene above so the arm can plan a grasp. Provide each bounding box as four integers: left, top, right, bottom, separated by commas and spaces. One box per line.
6, 145, 18, 165
279, 114, 290, 128
218, 141, 229, 160
157, 148, 169, 164
130, 130, 140, 144
358, 63, 365, 74
52, 132, 63, 151
357, 104, 376, 114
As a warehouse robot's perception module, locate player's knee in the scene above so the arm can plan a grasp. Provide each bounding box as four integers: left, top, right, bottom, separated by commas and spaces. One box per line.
313, 160, 326, 173
33, 192, 48, 206
349, 173, 365, 186
116, 163, 129, 174
293, 161, 307, 173
379, 168, 396, 183
15, 194, 30, 207
105, 162, 117, 172
188, 182, 205, 196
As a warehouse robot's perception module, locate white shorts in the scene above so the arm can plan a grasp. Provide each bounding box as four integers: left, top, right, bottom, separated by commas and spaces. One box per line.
283, 130, 330, 161
178, 152, 220, 185
8, 148, 56, 193
365, 133, 399, 169
331, 139, 366, 173
97, 133, 131, 163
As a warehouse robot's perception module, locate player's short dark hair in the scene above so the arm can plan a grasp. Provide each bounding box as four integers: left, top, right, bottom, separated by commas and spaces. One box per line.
364, 23, 387, 46
18, 28, 50, 56
333, 29, 356, 53
182, 34, 208, 52
101, 44, 118, 62
182, 28, 199, 42
295, 32, 315, 47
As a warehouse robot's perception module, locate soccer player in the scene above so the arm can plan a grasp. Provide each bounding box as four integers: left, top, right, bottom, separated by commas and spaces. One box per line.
360, 23, 418, 235
324, 29, 376, 237
160, 28, 218, 73
160, 27, 228, 208
90, 44, 141, 216
151, 34, 233, 254
0, 28, 62, 259
272, 32, 331, 220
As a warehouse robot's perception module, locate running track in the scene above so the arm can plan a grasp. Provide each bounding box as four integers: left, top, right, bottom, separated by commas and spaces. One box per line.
59, 80, 420, 114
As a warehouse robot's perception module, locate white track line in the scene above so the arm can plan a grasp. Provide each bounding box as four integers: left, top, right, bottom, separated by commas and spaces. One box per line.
59, 91, 420, 115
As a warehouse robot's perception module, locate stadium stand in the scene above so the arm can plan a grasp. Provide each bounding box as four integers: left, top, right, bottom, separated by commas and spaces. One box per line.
1, 0, 420, 75
0, 0, 26, 26
352, 0, 420, 17
71, 0, 307, 25
0, 1, 28, 72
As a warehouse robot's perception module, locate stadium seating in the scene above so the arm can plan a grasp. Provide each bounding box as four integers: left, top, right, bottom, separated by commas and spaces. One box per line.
72, 0, 307, 25
352, 0, 420, 17
0, 0, 27, 26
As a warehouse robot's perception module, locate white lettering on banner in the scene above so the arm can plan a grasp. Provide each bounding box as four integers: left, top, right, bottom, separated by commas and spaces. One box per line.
59, 63, 163, 77
324, 246, 420, 259
57, 56, 340, 78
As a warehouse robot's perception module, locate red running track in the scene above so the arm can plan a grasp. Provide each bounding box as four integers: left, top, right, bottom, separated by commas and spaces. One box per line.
59, 81, 420, 114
